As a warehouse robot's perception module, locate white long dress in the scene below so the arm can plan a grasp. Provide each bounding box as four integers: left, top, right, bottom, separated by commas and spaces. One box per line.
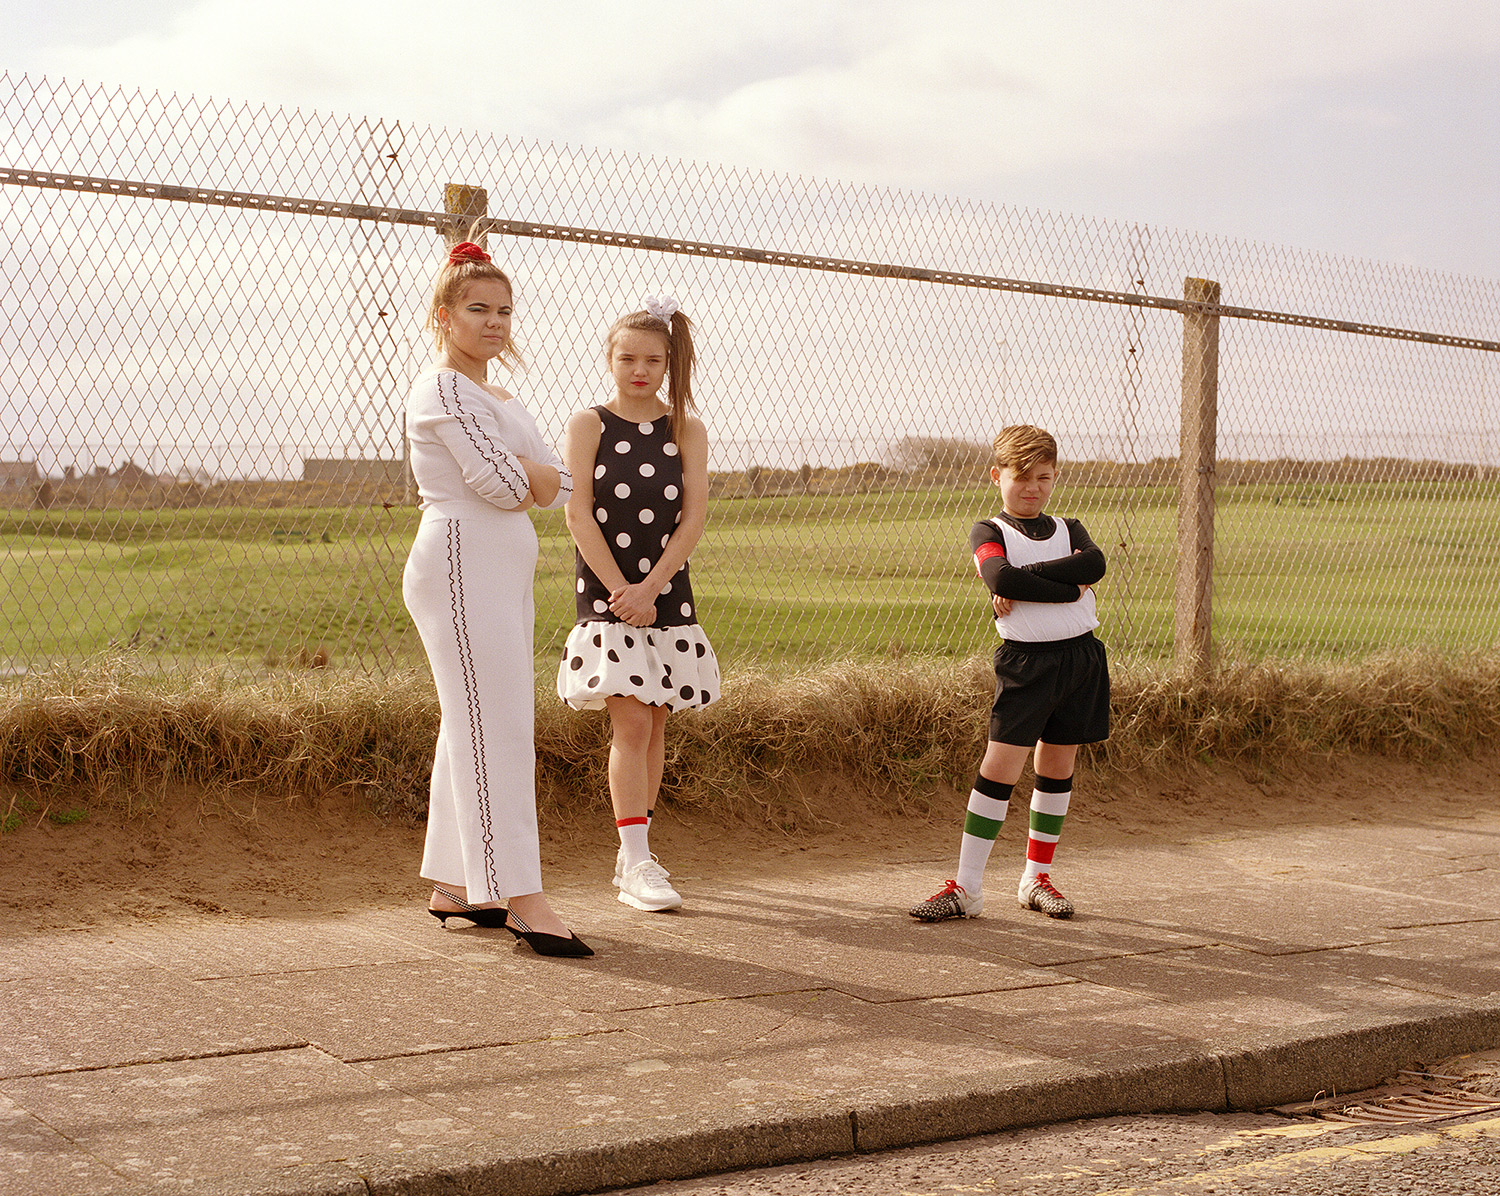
402, 368, 572, 903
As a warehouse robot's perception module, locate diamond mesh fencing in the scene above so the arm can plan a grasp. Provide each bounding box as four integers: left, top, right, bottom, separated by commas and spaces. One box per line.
1, 74, 1497, 677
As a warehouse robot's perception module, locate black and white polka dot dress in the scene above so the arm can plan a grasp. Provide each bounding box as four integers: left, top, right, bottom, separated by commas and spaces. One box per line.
557, 406, 721, 711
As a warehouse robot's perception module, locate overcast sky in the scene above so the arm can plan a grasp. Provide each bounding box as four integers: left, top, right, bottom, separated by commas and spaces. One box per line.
3, 0, 1497, 280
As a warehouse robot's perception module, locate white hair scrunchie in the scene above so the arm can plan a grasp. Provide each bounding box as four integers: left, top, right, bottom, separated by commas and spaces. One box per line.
642, 294, 679, 331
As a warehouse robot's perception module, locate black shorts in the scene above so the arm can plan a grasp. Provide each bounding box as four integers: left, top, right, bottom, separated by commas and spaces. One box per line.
988, 632, 1110, 747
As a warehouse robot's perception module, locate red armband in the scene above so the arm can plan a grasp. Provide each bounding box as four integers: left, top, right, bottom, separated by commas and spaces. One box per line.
973, 541, 1005, 575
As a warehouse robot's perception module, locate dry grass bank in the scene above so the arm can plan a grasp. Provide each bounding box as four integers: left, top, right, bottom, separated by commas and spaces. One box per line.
3, 650, 1498, 837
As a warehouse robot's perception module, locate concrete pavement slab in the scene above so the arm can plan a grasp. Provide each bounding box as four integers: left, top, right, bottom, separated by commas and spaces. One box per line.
918, 982, 1217, 1057
1173, 822, 1500, 876
843, 859, 1221, 963
340, 907, 546, 966
0, 932, 161, 982
103, 916, 444, 980
0, 1090, 134, 1196
358, 1020, 886, 1143
610, 986, 1015, 1058
1371, 867, 1500, 912
1, 1046, 481, 1191
1166, 828, 1429, 882
506, 928, 837, 1014
352, 996, 1049, 1196
355, 900, 858, 1015
652, 889, 1066, 1003
916, 945, 1499, 1061
357, 1032, 691, 1133
607, 988, 1049, 1095
1094, 871, 1456, 954
1042, 942, 1478, 1045
0, 968, 306, 1078
919, 907, 1216, 967
1336, 919, 1500, 1000
193, 959, 602, 1062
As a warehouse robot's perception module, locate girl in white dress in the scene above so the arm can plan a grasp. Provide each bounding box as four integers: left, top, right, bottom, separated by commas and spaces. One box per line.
557, 298, 720, 912
403, 240, 592, 957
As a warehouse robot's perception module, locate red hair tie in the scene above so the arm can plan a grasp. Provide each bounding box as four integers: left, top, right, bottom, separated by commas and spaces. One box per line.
447, 241, 491, 265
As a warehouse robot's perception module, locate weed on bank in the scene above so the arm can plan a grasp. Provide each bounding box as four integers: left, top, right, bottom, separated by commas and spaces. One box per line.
1, 650, 1497, 832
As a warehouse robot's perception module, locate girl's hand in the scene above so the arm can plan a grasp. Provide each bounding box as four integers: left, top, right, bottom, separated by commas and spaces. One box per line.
608, 582, 658, 627
992, 594, 1013, 618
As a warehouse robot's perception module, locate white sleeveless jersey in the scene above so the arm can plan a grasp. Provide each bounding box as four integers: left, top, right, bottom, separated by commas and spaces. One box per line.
990, 517, 1099, 642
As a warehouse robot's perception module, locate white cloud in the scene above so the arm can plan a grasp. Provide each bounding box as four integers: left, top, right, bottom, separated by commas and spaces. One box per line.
6, 0, 1497, 271
19, 1, 1494, 167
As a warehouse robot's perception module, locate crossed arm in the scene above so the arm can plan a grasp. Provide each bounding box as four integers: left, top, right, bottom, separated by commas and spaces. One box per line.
971, 518, 1105, 617
422, 372, 570, 511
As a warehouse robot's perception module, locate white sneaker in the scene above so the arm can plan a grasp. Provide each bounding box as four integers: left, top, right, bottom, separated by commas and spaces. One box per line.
613, 845, 625, 887
617, 856, 683, 911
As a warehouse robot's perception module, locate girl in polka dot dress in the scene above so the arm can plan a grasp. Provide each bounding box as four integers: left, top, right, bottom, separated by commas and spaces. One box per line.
557, 297, 721, 912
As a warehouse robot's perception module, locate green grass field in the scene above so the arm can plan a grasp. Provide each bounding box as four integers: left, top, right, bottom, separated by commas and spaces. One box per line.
2, 478, 1497, 673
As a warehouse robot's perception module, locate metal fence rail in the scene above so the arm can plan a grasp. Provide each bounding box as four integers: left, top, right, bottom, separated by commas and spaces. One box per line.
11, 166, 1496, 354
1, 73, 1497, 675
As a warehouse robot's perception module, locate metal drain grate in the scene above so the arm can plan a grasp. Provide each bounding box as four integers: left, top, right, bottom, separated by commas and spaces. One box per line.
1277, 1072, 1500, 1126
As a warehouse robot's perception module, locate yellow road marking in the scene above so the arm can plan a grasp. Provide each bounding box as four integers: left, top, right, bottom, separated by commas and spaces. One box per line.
1095, 1114, 1500, 1194
1220, 1121, 1346, 1143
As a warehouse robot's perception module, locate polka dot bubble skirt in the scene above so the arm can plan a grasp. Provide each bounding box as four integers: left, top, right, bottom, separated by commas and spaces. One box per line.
557, 621, 721, 712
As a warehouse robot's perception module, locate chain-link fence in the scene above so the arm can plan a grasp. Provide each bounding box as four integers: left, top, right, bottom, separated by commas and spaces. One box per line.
2, 74, 1497, 676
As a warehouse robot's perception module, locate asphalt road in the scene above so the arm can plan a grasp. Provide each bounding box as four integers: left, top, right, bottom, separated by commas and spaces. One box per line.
596, 1108, 1500, 1195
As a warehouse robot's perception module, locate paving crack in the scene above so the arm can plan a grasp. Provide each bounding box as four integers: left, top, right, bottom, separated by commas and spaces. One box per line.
1, 1040, 314, 1080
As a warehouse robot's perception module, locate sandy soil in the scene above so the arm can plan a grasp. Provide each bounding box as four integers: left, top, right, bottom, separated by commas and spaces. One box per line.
2, 749, 1495, 934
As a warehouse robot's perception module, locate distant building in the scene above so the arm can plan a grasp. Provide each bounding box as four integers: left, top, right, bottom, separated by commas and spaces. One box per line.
0, 460, 40, 493
302, 458, 407, 486
89, 461, 162, 495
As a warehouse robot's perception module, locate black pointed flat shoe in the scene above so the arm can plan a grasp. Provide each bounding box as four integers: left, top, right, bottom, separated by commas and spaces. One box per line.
503, 911, 595, 957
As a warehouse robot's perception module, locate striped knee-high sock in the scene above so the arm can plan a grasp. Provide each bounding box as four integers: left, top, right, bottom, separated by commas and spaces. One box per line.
1022, 774, 1071, 883
955, 775, 1013, 895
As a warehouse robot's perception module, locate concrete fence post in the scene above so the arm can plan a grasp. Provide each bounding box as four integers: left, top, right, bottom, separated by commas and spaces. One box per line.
1174, 276, 1221, 674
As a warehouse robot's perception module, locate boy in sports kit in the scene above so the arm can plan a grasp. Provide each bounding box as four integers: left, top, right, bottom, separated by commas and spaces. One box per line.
910, 424, 1109, 922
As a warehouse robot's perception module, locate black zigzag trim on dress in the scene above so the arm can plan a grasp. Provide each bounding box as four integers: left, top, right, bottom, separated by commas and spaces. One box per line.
445, 519, 499, 895
436, 372, 528, 506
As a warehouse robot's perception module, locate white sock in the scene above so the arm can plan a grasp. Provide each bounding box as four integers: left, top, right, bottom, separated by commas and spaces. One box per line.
618, 819, 650, 871
954, 777, 1013, 895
